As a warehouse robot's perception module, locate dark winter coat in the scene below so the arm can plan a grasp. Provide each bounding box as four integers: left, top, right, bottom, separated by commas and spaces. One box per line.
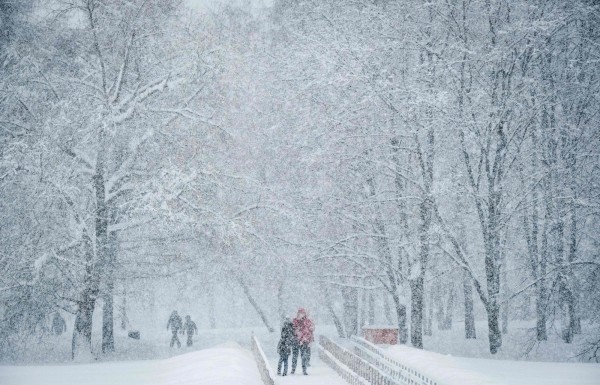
167, 312, 183, 332
183, 320, 198, 336
277, 320, 296, 356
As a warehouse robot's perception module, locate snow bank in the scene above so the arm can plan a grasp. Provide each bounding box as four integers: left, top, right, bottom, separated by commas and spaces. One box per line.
0, 343, 263, 385
383, 344, 600, 385
454, 356, 600, 385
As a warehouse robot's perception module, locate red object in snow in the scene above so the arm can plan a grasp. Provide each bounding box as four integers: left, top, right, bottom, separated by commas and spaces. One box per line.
362, 326, 398, 345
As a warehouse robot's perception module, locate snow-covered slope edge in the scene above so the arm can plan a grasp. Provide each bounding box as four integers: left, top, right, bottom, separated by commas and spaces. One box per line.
0, 343, 263, 385
384, 344, 600, 385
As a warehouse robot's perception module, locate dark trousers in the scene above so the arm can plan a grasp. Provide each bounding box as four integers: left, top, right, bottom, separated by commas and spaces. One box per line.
277, 354, 289, 375
170, 331, 181, 348
186, 334, 193, 347
291, 344, 310, 373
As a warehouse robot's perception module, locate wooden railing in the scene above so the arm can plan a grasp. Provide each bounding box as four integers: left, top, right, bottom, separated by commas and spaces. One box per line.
351, 335, 446, 385
319, 335, 399, 385
251, 334, 275, 385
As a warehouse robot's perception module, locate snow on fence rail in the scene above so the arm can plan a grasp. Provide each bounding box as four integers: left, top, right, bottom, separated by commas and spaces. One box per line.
319, 335, 399, 385
251, 334, 275, 385
318, 343, 368, 385
350, 335, 447, 385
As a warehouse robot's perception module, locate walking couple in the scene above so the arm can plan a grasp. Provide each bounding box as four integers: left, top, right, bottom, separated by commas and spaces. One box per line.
277, 308, 315, 376
166, 310, 198, 348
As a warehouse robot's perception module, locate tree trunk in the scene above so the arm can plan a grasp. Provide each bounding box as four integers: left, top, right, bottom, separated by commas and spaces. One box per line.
535, 275, 548, 340
444, 283, 455, 330
359, 287, 367, 330
569, 197, 581, 334
526, 143, 547, 341
368, 293, 375, 325
102, 230, 117, 353
238, 277, 274, 333
391, 291, 408, 344
501, 251, 508, 335
72, 295, 95, 360
424, 290, 433, 336
484, 233, 502, 353
411, 192, 432, 348
383, 294, 393, 325
463, 270, 476, 339
410, 276, 424, 348
342, 286, 359, 337
102, 291, 114, 353
324, 287, 345, 338
94, 127, 111, 353
555, 193, 573, 344
486, 301, 502, 354
72, 230, 99, 360
119, 288, 127, 330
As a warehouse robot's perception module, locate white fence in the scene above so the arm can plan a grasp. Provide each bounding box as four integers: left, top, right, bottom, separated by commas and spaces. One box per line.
351, 335, 447, 385
319, 335, 399, 385
251, 334, 275, 385
318, 343, 369, 385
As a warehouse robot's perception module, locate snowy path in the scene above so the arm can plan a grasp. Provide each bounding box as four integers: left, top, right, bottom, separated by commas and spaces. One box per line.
271, 351, 348, 385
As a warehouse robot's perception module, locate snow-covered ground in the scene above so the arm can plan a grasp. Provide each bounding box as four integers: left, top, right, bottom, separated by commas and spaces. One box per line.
421, 320, 598, 362
266, 346, 347, 385
0, 342, 263, 385
275, 364, 347, 385
383, 343, 600, 385
3, 322, 599, 385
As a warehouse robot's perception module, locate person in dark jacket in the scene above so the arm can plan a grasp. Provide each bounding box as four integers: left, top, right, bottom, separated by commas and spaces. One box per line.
183, 315, 198, 347
51, 312, 67, 335
277, 317, 295, 376
167, 310, 183, 348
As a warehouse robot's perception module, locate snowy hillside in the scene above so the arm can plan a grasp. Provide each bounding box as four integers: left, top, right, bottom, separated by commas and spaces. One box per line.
0, 343, 262, 385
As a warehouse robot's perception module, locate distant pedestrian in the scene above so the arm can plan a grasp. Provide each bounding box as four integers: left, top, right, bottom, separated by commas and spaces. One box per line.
290, 308, 314, 375
51, 312, 66, 335
183, 315, 198, 347
167, 310, 183, 348
277, 317, 295, 376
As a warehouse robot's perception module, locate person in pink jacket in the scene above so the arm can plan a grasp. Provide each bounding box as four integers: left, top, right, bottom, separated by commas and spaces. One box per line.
290, 308, 314, 375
